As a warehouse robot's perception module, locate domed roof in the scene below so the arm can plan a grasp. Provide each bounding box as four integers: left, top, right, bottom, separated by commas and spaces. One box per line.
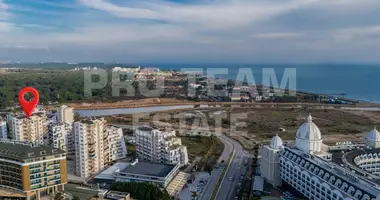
367, 127, 380, 142
270, 134, 283, 149
296, 114, 322, 140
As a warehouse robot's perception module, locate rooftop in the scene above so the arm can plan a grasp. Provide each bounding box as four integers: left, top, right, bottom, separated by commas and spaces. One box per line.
0, 140, 65, 161
121, 161, 177, 177
138, 126, 153, 131
286, 147, 380, 197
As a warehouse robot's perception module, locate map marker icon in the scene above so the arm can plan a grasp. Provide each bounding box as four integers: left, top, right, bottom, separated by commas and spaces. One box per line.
18, 87, 39, 118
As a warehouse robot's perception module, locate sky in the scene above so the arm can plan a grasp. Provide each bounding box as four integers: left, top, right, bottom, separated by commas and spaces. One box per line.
1, 0, 380, 63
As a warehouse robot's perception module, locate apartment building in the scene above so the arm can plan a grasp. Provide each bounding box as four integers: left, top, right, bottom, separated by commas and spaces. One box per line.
7, 112, 48, 144
0, 140, 67, 200
106, 126, 127, 162
74, 118, 107, 178
47, 122, 68, 152
56, 105, 74, 124
0, 120, 7, 139
74, 118, 127, 178
135, 126, 188, 166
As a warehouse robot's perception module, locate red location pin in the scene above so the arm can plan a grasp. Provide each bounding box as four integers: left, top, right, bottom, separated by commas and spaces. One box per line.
18, 87, 39, 118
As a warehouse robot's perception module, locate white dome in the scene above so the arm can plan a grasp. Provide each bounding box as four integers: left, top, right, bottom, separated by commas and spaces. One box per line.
367, 127, 380, 142
296, 114, 322, 141
270, 134, 283, 149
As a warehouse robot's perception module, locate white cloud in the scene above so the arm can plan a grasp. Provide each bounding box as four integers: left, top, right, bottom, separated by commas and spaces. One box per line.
252, 33, 303, 39
77, 0, 321, 29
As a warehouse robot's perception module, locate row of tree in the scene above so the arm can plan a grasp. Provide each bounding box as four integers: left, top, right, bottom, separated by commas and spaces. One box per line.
110, 182, 172, 200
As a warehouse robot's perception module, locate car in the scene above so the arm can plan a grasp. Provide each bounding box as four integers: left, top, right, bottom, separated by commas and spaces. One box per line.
228, 176, 232, 181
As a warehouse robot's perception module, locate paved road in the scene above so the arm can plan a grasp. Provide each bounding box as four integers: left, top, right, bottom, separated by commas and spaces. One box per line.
215, 135, 247, 200
199, 134, 234, 200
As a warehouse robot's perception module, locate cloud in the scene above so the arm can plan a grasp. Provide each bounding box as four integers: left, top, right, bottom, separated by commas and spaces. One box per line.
252, 33, 303, 39
1, 0, 380, 62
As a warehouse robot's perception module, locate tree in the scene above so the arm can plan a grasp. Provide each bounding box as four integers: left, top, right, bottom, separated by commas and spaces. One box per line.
72, 195, 81, 200
74, 113, 80, 121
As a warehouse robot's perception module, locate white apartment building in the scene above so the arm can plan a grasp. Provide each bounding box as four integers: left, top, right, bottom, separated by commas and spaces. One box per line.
56, 105, 74, 124
0, 120, 7, 139
74, 118, 127, 178
135, 126, 189, 166
7, 112, 47, 144
47, 122, 68, 151
106, 126, 127, 161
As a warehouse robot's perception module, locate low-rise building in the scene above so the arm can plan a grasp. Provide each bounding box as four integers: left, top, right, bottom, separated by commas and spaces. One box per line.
0, 139, 67, 200
94, 159, 180, 188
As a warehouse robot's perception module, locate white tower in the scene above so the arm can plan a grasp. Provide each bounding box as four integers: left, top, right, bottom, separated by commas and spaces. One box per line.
295, 114, 323, 154
260, 134, 283, 187
366, 127, 380, 148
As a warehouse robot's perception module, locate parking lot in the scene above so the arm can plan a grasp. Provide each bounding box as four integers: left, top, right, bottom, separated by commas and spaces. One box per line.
179, 172, 210, 200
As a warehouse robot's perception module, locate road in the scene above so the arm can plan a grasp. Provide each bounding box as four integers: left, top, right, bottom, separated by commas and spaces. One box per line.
215, 135, 247, 200
199, 134, 247, 200
199, 134, 234, 200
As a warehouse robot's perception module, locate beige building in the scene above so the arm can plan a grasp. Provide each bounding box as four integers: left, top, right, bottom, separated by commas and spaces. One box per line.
7, 112, 48, 144
0, 140, 67, 200
74, 119, 127, 178
56, 105, 74, 124
74, 118, 107, 178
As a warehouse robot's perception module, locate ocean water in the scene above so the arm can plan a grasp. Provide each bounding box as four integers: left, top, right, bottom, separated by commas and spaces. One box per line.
154, 64, 380, 102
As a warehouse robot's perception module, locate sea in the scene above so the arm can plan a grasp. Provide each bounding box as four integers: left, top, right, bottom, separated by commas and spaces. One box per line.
153, 64, 380, 103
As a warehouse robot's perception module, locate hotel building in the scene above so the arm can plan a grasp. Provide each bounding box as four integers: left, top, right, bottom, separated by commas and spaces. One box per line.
0, 140, 67, 200
74, 118, 127, 178
260, 114, 380, 200
7, 112, 48, 144
135, 126, 188, 166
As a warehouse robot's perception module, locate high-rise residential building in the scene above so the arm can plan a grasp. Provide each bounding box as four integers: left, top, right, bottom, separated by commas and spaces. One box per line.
135, 126, 189, 166
47, 122, 68, 152
73, 118, 127, 178
64, 123, 75, 154
0, 119, 7, 139
106, 126, 127, 162
56, 105, 74, 124
0, 140, 67, 200
7, 112, 48, 144
74, 118, 107, 178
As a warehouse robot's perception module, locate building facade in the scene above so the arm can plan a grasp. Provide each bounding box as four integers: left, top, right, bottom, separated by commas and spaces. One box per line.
74, 118, 107, 178
135, 126, 189, 166
0, 140, 67, 200
74, 119, 127, 178
260, 114, 380, 200
106, 126, 127, 162
7, 112, 48, 144
0, 120, 7, 139
47, 122, 68, 152
56, 105, 74, 124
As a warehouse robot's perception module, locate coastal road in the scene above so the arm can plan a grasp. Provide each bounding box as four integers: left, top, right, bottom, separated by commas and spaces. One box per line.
199, 135, 234, 200
215, 135, 246, 200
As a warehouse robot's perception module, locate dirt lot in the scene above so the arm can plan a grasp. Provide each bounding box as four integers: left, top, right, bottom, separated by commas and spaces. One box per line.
110, 108, 378, 149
